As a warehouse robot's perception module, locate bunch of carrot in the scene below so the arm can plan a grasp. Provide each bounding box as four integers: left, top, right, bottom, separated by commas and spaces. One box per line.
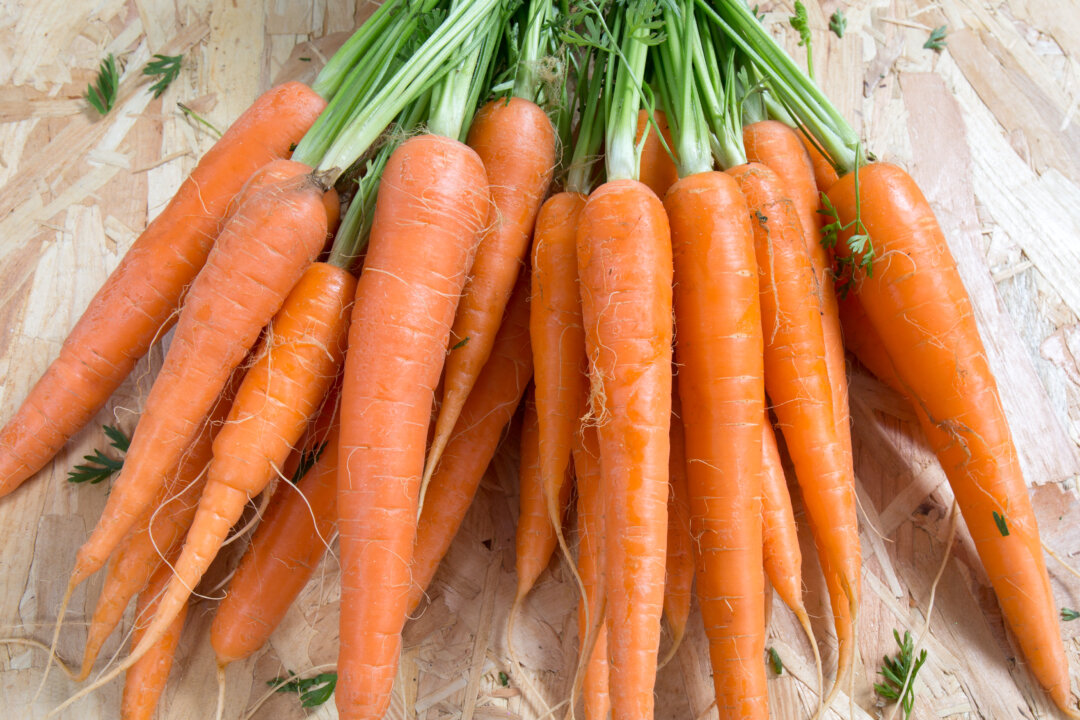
0, 0, 1077, 718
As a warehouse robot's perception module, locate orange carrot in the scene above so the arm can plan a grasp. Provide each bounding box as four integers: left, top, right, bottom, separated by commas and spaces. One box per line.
828, 163, 1077, 713
337, 133, 489, 720
661, 390, 692, 665
0, 82, 326, 496
211, 419, 341, 666
409, 273, 532, 611
666, 169, 767, 719
636, 109, 678, 199
424, 97, 555, 489
799, 134, 840, 193
120, 552, 188, 720
572, 419, 609, 720
577, 178, 672, 719
524, 190, 587, 596
70, 163, 334, 588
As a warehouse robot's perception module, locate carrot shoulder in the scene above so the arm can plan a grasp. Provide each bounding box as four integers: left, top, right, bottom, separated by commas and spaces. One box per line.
0, 82, 325, 496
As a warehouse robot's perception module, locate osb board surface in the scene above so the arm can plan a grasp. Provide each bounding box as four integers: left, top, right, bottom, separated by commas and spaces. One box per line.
0, 0, 1079, 718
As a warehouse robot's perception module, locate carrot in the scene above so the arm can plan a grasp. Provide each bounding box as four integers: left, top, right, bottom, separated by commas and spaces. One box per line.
660, 390, 692, 667
799, 134, 840, 193
828, 163, 1078, 714
409, 273, 533, 612
0, 82, 326, 497
422, 96, 555, 490
68, 162, 333, 588
578, 177, 672, 719
120, 553, 188, 720
572, 419, 609, 720
523, 190, 588, 598
666, 168, 767, 719
211, 418, 341, 666
636, 108, 678, 199
337, 132, 489, 720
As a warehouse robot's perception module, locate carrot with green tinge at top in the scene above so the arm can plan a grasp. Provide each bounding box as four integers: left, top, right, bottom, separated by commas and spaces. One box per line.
0, 81, 326, 497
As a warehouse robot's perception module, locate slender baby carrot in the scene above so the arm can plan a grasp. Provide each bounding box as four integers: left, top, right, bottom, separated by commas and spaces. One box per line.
667, 169, 767, 719
337, 133, 489, 720
0, 82, 326, 496
636, 108, 678, 199
828, 163, 1077, 714
70, 163, 334, 588
410, 274, 532, 611
120, 552, 188, 720
661, 390, 692, 666
578, 178, 673, 720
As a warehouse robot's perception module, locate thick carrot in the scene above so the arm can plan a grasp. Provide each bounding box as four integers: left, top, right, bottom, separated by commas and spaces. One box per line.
0, 82, 326, 496
524, 190, 587, 596
211, 420, 341, 666
337, 133, 489, 720
666, 169, 767, 719
409, 274, 532, 611
727, 162, 861, 610
120, 553, 188, 720
636, 109, 678, 199
572, 419, 609, 720
424, 97, 555, 487
828, 163, 1076, 713
577, 178, 672, 719
70, 163, 334, 587
661, 390, 692, 664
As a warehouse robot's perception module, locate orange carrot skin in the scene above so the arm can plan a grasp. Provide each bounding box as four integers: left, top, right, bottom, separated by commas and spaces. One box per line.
121, 554, 189, 720
760, 415, 804, 616
663, 391, 692, 654
828, 163, 1073, 710
635, 109, 678, 199
800, 134, 840, 193
529, 191, 588, 566
430, 98, 555, 474
0, 82, 326, 496
573, 421, 609, 720
410, 275, 532, 611
337, 134, 489, 720
577, 179, 672, 720
73, 165, 332, 585
666, 171, 767, 719
728, 163, 861, 606
212, 421, 341, 665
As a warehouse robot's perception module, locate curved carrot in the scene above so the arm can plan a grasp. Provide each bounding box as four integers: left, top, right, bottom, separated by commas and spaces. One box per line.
120, 552, 188, 720
523, 190, 587, 598
424, 97, 555, 489
636, 108, 678, 199
572, 419, 608, 720
71, 163, 334, 587
577, 178, 672, 720
0, 82, 326, 496
410, 273, 532, 611
211, 420, 341, 666
337, 133, 489, 720
661, 390, 692, 665
799, 134, 840, 193
666, 170, 767, 719
828, 163, 1076, 713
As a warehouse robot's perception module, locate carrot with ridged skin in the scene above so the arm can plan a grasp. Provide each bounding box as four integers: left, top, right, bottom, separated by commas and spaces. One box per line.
636, 108, 678, 199
578, 178, 672, 720
523, 190, 587, 597
572, 419, 609, 720
337, 133, 489, 720
423, 97, 555, 489
666, 169, 767, 719
212, 419, 341, 666
71, 163, 335, 588
661, 390, 692, 666
828, 164, 1077, 714
409, 274, 533, 611
0, 82, 326, 497
120, 552, 188, 720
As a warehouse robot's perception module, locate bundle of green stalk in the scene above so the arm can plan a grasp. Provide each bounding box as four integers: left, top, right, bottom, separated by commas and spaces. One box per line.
1, 0, 1077, 718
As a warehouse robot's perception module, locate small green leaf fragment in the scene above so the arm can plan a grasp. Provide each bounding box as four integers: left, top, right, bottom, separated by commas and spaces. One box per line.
768, 647, 783, 675
829, 10, 846, 38
498, 671, 510, 687
270, 670, 337, 708
452, 336, 470, 350
86, 53, 120, 116
290, 441, 328, 484
875, 630, 927, 720
1061, 607, 1080, 622
790, 2, 811, 47
993, 511, 1010, 537
68, 424, 129, 484
924, 25, 948, 51
299, 57, 312, 61
144, 53, 182, 98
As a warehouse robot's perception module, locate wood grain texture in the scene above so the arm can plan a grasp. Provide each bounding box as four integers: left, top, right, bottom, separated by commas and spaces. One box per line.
0, 1, 1078, 718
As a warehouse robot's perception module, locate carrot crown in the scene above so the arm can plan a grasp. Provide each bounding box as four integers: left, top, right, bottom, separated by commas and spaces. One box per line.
565, 42, 606, 194
653, 1, 712, 177
693, 16, 747, 170
512, 0, 556, 102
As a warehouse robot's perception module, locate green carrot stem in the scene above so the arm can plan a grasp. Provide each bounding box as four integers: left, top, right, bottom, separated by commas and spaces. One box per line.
312, 0, 410, 99
513, 0, 553, 101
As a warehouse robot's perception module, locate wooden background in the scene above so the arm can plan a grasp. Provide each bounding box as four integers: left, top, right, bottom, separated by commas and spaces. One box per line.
1, 0, 1079, 718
